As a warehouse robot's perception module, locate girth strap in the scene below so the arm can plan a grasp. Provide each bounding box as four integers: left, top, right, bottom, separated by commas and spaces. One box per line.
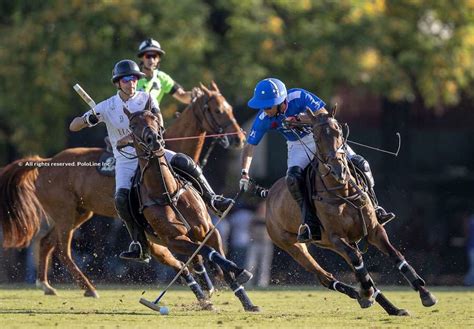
139, 182, 192, 231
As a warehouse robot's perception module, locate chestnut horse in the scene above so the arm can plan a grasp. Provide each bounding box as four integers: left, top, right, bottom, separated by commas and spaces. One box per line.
124, 108, 258, 311
264, 107, 437, 316
0, 83, 245, 299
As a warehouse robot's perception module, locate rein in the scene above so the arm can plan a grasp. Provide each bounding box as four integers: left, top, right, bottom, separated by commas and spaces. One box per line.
128, 114, 192, 230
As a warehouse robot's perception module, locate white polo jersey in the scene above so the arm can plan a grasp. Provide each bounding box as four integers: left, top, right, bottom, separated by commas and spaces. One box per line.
84, 91, 159, 157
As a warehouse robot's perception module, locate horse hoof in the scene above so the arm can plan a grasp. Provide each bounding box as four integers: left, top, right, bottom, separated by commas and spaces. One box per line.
84, 290, 100, 298
395, 309, 410, 316
357, 297, 375, 309
235, 270, 253, 285
199, 300, 215, 311
44, 288, 58, 296
420, 291, 437, 307
244, 305, 261, 312
204, 287, 215, 299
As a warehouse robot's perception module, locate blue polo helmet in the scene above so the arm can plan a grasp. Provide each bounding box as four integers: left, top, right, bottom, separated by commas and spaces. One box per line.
247, 78, 287, 110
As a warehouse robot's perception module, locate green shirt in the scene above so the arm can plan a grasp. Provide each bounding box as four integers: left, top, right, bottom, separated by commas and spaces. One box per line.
137, 70, 175, 105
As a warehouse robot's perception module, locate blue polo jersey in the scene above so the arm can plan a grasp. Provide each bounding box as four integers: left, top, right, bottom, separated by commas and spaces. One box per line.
247, 88, 325, 145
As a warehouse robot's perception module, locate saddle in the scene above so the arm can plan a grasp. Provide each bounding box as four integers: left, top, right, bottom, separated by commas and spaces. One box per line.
127, 165, 195, 240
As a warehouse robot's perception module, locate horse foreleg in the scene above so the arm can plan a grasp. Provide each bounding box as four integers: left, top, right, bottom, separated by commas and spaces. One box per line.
36, 227, 58, 296
148, 242, 212, 309
205, 230, 259, 312
55, 227, 98, 298
369, 225, 437, 307
330, 236, 376, 305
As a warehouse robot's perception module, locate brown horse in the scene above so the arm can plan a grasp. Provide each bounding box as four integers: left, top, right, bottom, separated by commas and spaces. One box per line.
265, 107, 437, 316
0, 83, 245, 299
124, 108, 258, 312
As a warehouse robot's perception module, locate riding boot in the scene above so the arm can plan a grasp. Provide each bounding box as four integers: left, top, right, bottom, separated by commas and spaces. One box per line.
114, 188, 151, 263
286, 166, 320, 243
351, 155, 396, 225
171, 153, 233, 216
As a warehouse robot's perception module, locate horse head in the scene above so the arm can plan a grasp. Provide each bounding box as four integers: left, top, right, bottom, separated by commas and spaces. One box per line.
306, 105, 348, 185
192, 81, 245, 149
124, 108, 165, 156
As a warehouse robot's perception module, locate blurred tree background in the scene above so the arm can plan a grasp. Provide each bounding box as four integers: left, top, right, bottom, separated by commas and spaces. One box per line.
0, 0, 472, 155
0, 0, 473, 283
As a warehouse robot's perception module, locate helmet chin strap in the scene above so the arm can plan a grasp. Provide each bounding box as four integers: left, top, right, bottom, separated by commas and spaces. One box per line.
276, 100, 287, 115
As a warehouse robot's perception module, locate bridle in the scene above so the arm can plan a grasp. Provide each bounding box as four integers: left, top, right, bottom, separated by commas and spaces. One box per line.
191, 92, 239, 149
312, 117, 348, 181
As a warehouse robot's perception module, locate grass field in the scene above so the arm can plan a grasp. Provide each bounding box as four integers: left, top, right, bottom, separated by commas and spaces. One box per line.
0, 285, 472, 328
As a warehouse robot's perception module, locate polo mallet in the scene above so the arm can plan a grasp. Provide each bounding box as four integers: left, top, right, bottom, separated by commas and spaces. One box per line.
348, 133, 401, 157
139, 188, 245, 313
73, 83, 97, 115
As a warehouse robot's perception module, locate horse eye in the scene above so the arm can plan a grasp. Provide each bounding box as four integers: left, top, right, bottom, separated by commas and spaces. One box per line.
130, 125, 135, 130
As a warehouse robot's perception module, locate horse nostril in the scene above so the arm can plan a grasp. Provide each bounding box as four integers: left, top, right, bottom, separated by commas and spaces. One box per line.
146, 136, 153, 145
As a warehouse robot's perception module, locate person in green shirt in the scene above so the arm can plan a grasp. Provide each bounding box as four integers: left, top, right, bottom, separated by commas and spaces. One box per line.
136, 38, 193, 107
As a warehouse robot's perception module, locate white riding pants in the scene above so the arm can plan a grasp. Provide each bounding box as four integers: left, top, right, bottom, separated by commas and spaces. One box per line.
114, 147, 176, 192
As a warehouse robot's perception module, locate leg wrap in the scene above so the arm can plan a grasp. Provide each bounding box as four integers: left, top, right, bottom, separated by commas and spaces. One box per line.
181, 272, 206, 301
224, 272, 256, 310
398, 260, 426, 290
354, 261, 374, 290
194, 263, 214, 292
199, 245, 240, 274
329, 280, 359, 300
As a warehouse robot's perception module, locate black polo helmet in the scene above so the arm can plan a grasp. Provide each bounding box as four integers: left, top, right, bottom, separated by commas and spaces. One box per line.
111, 59, 145, 83
137, 38, 166, 57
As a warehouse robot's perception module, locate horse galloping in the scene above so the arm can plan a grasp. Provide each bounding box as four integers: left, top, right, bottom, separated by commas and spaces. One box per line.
265, 107, 437, 315
124, 108, 259, 312
0, 82, 245, 300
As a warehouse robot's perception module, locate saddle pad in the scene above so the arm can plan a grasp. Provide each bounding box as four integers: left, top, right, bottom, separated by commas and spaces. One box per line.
96, 151, 116, 176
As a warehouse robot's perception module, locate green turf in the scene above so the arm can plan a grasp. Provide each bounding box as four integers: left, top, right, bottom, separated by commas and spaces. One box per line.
0, 285, 472, 328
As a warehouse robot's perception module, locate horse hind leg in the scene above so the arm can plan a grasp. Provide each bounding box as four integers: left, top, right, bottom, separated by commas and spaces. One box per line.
369, 225, 437, 307
54, 223, 98, 298
195, 231, 259, 312
36, 227, 58, 296
191, 256, 215, 298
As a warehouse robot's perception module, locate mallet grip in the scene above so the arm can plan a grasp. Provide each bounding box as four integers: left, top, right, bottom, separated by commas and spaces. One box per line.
73, 84, 97, 115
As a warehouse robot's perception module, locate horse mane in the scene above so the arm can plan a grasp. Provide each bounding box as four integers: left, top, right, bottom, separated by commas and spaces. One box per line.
0, 155, 48, 248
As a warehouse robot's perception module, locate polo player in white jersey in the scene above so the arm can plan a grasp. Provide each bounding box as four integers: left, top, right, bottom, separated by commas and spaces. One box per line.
70, 59, 233, 263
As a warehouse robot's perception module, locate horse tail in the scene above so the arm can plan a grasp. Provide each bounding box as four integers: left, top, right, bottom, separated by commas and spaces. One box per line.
0, 156, 48, 249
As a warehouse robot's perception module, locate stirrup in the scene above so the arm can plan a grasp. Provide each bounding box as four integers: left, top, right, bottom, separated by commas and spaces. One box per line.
297, 224, 313, 243
119, 242, 151, 264
375, 207, 396, 226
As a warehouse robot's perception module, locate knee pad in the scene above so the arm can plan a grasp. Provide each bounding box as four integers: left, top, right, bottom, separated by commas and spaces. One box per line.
351, 154, 370, 173
170, 153, 201, 176
286, 166, 304, 188
351, 154, 374, 187
114, 188, 130, 213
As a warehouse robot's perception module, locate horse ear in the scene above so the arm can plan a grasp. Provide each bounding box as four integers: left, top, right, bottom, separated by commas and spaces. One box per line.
330, 103, 338, 118
123, 107, 131, 118
200, 82, 211, 96
211, 80, 220, 93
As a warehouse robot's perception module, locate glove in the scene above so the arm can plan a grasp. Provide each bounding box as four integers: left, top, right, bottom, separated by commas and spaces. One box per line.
239, 173, 250, 191
83, 112, 99, 127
